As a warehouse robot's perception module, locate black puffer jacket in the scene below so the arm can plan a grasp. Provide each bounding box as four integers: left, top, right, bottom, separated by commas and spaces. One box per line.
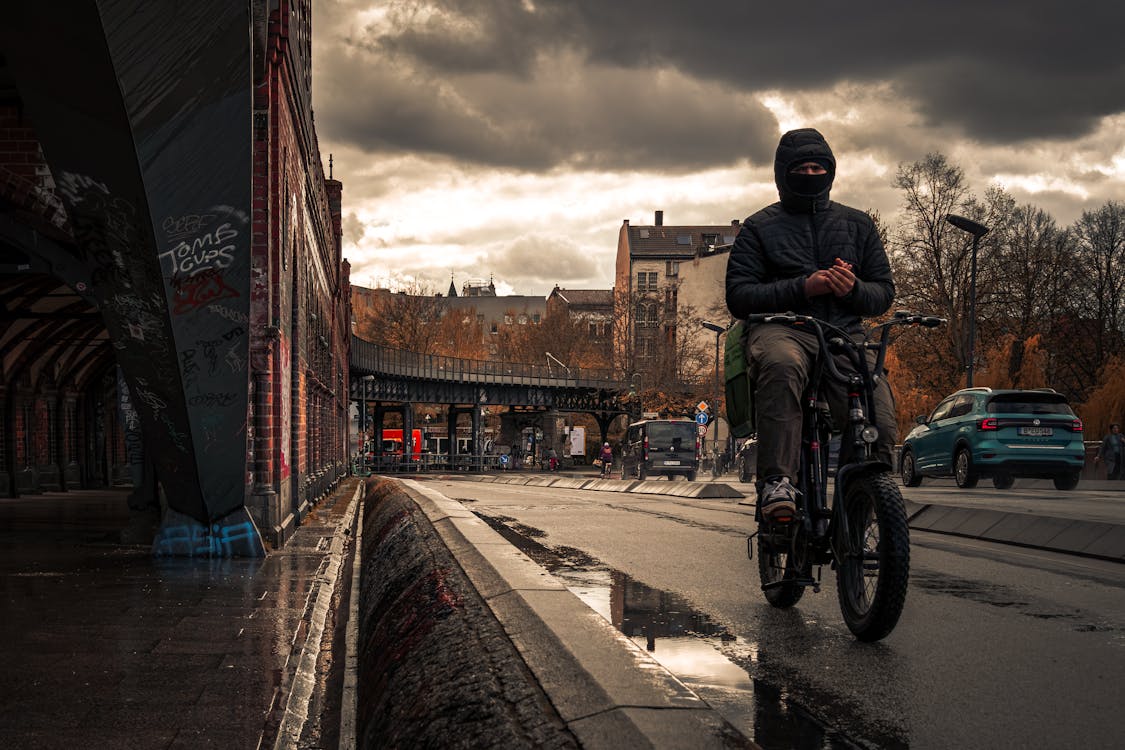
725, 128, 894, 335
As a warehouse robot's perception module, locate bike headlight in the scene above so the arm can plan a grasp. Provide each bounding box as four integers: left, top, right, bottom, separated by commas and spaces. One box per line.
861, 425, 879, 444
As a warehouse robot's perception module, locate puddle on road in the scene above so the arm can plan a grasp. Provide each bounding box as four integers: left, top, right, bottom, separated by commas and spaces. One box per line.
474, 512, 870, 749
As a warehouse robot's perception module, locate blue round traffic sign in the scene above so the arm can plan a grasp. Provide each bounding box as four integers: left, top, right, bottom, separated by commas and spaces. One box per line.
695, 412, 709, 425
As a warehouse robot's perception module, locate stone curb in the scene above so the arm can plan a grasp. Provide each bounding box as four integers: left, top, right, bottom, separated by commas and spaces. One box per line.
428, 472, 743, 498
396, 478, 755, 749
424, 472, 1123, 561
908, 503, 1125, 561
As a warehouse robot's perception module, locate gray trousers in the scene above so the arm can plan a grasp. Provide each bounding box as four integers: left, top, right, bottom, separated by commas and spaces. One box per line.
749, 324, 897, 481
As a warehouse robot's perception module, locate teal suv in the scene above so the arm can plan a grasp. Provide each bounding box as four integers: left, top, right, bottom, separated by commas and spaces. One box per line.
899, 387, 1085, 490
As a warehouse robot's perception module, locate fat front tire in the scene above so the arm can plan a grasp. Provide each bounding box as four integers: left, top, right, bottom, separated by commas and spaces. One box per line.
758, 529, 806, 609
900, 450, 922, 487
992, 473, 1015, 490
835, 472, 910, 642
1053, 471, 1080, 491
954, 448, 979, 489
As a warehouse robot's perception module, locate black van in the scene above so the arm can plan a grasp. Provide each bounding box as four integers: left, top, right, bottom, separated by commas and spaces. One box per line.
620, 419, 699, 481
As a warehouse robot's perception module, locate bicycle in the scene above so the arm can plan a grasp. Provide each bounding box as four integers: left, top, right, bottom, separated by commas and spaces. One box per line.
745, 309, 944, 641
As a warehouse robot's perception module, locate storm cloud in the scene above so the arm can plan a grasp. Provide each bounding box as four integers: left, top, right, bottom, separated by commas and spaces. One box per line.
317, 0, 1125, 170
311, 0, 1125, 295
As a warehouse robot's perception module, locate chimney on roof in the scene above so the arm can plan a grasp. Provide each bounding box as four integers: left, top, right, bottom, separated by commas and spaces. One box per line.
731, 219, 740, 226
655, 210, 664, 226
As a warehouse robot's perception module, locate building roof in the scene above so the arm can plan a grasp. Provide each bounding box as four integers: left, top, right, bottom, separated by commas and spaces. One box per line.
625, 222, 741, 258
548, 288, 613, 307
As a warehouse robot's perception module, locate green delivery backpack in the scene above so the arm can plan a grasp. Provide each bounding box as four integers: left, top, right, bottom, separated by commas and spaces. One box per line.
723, 320, 755, 438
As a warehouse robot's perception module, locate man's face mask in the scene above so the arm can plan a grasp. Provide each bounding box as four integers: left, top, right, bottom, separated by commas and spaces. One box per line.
786, 167, 833, 198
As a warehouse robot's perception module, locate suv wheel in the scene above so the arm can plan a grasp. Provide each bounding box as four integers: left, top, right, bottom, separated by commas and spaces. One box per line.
900, 450, 922, 487
992, 473, 1014, 490
1053, 471, 1080, 491
954, 448, 979, 488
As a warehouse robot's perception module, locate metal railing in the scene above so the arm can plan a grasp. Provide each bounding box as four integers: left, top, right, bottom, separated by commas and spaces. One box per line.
351, 335, 622, 389
353, 452, 507, 474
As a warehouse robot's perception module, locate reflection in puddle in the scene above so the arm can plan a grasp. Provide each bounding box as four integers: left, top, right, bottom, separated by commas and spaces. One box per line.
475, 513, 862, 749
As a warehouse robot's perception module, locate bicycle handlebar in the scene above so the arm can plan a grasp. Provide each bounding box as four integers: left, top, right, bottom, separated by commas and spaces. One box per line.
743, 310, 946, 386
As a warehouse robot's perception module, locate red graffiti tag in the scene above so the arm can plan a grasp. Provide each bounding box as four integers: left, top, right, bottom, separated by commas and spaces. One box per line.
172, 268, 240, 315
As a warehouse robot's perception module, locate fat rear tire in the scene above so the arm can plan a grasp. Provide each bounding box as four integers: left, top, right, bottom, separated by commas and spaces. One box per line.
954, 447, 979, 489
758, 527, 806, 609
900, 450, 922, 487
835, 472, 910, 642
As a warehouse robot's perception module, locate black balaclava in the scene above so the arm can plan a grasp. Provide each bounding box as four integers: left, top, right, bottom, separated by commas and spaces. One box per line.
773, 128, 836, 213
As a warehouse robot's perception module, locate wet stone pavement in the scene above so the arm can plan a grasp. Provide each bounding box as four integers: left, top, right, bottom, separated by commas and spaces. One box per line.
0, 483, 358, 749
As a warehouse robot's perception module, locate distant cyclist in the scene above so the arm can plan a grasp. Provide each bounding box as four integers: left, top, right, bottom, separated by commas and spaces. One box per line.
725, 128, 897, 520
597, 442, 614, 478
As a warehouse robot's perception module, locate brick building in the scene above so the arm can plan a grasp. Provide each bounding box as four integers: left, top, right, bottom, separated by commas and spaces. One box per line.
0, 1, 349, 552
614, 211, 740, 376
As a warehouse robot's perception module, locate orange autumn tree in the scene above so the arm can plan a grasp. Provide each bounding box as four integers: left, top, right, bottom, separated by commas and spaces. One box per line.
1077, 355, 1125, 437
973, 333, 1050, 390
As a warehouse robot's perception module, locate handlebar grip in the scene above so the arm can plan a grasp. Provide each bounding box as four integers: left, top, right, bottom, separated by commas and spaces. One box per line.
921, 316, 946, 327
746, 312, 798, 324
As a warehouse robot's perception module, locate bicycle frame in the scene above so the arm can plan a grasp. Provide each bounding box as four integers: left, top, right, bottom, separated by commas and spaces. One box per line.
748, 311, 944, 578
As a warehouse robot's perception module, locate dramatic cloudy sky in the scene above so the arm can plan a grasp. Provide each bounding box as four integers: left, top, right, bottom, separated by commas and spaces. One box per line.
311, 0, 1125, 297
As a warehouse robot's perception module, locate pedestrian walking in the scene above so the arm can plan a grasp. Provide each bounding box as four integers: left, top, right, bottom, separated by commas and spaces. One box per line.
1095, 423, 1123, 480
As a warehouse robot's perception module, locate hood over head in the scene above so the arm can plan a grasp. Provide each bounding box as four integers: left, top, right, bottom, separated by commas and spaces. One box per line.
774, 128, 836, 212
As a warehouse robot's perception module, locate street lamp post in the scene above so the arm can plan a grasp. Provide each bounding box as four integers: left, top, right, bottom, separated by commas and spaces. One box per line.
945, 214, 990, 387
702, 321, 726, 477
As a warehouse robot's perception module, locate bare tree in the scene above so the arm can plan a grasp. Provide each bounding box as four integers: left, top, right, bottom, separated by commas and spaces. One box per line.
890, 155, 1017, 392
988, 201, 1074, 383
1055, 201, 1125, 398
353, 281, 449, 354
889, 153, 974, 392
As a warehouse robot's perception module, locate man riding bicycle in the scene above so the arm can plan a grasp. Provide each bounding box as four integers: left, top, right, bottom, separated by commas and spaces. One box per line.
725, 128, 898, 520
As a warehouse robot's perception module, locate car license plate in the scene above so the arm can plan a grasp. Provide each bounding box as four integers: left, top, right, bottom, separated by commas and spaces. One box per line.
1018, 426, 1053, 436
663, 460, 681, 466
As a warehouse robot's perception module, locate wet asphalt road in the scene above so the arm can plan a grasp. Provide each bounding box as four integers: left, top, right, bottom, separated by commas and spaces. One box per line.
425, 476, 1125, 750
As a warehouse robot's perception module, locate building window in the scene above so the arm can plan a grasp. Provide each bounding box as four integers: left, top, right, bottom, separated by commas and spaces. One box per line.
666, 261, 679, 277
702, 233, 719, 246
637, 271, 658, 292
532, 313, 541, 324
517, 314, 528, 325
490, 323, 498, 334
663, 288, 677, 316
504, 314, 513, 325
637, 301, 658, 328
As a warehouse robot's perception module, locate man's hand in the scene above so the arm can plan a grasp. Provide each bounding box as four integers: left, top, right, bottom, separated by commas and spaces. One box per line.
805, 258, 856, 298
